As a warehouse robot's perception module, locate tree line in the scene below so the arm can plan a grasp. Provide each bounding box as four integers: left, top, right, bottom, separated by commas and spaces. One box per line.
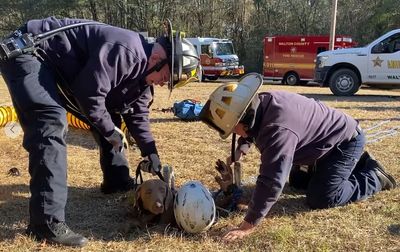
0, 0, 399, 72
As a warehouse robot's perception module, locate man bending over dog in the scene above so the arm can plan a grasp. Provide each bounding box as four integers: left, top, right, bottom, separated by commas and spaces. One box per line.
0, 17, 199, 247
200, 73, 397, 242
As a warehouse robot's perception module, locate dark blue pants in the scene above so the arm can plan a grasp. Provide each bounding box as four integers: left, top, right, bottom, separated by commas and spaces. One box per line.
90, 113, 130, 186
307, 130, 381, 209
0, 53, 130, 225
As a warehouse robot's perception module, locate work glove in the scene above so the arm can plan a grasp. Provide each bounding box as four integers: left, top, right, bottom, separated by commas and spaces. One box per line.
105, 127, 128, 152
214, 159, 234, 193
139, 153, 162, 176
226, 142, 252, 166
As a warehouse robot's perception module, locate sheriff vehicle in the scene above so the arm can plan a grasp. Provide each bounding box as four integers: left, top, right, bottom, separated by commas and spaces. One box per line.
186, 37, 244, 81
314, 29, 400, 96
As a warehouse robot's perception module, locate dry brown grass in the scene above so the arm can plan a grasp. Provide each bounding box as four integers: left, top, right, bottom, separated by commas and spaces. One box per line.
0, 77, 399, 252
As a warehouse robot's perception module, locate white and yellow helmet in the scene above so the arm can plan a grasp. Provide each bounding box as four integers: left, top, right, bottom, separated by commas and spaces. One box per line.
174, 181, 216, 234
199, 73, 263, 139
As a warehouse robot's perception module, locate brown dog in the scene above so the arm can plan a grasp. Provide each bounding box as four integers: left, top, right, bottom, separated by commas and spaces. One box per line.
135, 179, 174, 215
127, 179, 175, 229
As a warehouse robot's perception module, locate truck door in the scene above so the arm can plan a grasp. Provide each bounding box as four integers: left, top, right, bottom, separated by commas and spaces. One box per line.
263, 37, 276, 79
368, 32, 400, 84
199, 43, 214, 76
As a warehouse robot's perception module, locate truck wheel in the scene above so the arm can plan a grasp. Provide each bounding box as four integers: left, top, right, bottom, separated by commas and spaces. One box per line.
283, 72, 299, 86
207, 76, 219, 81
329, 69, 360, 96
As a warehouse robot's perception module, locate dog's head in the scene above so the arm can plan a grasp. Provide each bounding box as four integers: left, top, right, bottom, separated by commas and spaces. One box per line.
134, 179, 174, 215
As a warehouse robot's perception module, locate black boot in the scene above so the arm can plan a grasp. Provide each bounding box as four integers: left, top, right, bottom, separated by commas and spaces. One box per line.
353, 151, 371, 172
100, 176, 136, 194
26, 221, 88, 247
365, 155, 397, 190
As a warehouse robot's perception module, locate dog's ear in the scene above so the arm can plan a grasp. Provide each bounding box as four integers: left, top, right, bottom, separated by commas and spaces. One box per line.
164, 184, 174, 211
133, 184, 142, 208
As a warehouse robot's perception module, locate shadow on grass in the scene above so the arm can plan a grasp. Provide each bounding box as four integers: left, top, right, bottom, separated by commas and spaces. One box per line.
299, 93, 400, 122
335, 106, 400, 112
0, 182, 311, 243
0, 183, 139, 242
301, 93, 400, 103
0, 184, 29, 240
271, 185, 310, 216
66, 118, 193, 150
66, 127, 97, 150
215, 183, 309, 218
149, 118, 185, 123
357, 117, 400, 122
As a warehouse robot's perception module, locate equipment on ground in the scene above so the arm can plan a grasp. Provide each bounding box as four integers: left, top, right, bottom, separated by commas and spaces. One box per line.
174, 180, 216, 233
172, 99, 203, 121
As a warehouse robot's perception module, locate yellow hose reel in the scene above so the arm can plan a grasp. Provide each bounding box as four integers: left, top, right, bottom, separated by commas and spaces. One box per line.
0, 106, 134, 145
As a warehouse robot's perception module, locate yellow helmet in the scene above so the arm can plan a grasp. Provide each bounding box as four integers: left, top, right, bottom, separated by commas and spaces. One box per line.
199, 73, 263, 139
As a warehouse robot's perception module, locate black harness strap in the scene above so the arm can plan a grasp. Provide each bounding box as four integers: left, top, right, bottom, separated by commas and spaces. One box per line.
33, 22, 103, 45
135, 161, 165, 185
231, 133, 237, 163
34, 48, 95, 129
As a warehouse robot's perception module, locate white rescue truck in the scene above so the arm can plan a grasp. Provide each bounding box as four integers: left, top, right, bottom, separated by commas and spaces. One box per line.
186, 37, 244, 81
314, 29, 400, 96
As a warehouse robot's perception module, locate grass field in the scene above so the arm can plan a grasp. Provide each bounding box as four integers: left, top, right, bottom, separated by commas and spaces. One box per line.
0, 77, 399, 252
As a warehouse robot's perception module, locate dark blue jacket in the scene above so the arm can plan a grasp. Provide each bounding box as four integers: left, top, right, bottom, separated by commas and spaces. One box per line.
27, 17, 157, 156
243, 91, 358, 225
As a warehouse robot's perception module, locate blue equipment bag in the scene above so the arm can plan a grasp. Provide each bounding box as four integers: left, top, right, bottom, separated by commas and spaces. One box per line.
173, 99, 204, 121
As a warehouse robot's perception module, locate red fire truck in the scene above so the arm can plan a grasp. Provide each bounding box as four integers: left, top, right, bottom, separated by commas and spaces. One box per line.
186, 37, 245, 81
263, 35, 357, 85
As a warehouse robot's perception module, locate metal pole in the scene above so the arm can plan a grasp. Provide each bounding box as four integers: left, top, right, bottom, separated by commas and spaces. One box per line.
329, 0, 338, 50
